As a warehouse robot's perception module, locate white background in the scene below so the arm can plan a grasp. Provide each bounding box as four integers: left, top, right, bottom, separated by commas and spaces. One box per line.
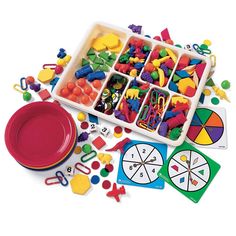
0, 0, 235, 235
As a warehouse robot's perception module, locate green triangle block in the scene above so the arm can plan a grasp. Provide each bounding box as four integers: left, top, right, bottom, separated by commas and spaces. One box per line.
94, 57, 104, 65
87, 48, 95, 56
173, 74, 181, 82
88, 54, 97, 62
91, 63, 100, 71
98, 51, 110, 61
81, 58, 90, 66
106, 59, 115, 67
109, 52, 117, 60
100, 64, 109, 72
196, 108, 213, 124
205, 78, 215, 87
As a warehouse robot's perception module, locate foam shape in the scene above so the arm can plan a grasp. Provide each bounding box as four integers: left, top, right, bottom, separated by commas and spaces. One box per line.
175, 70, 190, 78
173, 74, 181, 82
195, 63, 206, 78
205, 78, 215, 87
82, 58, 90, 66
92, 136, 106, 150
178, 55, 190, 68
109, 41, 123, 53
102, 33, 120, 49
185, 86, 196, 97
87, 48, 95, 56
192, 71, 199, 86
178, 78, 196, 94
161, 28, 171, 41
97, 153, 112, 164
171, 96, 188, 105
169, 81, 178, 92
189, 58, 202, 65
70, 174, 91, 195
92, 37, 106, 51
38, 68, 55, 83
38, 89, 51, 101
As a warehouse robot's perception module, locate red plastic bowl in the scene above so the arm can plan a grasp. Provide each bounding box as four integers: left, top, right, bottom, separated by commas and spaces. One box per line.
5, 102, 77, 170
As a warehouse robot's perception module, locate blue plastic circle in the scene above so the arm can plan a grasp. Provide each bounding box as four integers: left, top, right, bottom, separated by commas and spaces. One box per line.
91, 175, 100, 185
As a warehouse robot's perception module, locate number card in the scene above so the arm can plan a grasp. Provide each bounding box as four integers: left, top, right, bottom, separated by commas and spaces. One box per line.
117, 140, 167, 189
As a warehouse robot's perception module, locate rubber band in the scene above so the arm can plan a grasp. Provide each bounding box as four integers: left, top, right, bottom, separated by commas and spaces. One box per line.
55, 171, 68, 186
45, 176, 63, 185
81, 150, 97, 163
75, 162, 91, 175
20, 77, 28, 90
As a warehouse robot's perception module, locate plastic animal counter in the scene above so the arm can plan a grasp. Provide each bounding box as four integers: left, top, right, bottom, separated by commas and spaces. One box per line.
53, 22, 211, 146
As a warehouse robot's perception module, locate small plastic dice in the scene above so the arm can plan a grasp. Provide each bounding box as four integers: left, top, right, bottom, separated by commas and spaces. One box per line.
100, 125, 110, 137
89, 123, 97, 132
65, 166, 75, 176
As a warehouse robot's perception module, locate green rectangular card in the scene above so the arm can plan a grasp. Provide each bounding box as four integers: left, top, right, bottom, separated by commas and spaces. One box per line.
158, 141, 221, 203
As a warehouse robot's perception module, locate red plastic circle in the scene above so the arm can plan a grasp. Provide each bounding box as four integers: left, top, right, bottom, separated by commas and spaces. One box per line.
102, 180, 111, 189
5, 102, 76, 169
114, 126, 122, 134
105, 164, 114, 173
91, 161, 100, 170
80, 121, 89, 130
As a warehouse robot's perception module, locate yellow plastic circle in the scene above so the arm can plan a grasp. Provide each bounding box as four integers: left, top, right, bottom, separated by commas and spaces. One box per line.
203, 39, 212, 46
203, 88, 211, 96
114, 132, 123, 138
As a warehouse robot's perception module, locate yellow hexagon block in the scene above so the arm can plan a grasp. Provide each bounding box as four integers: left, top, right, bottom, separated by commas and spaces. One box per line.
70, 174, 91, 195
92, 37, 106, 52
38, 68, 55, 83
101, 33, 119, 49
109, 41, 123, 53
